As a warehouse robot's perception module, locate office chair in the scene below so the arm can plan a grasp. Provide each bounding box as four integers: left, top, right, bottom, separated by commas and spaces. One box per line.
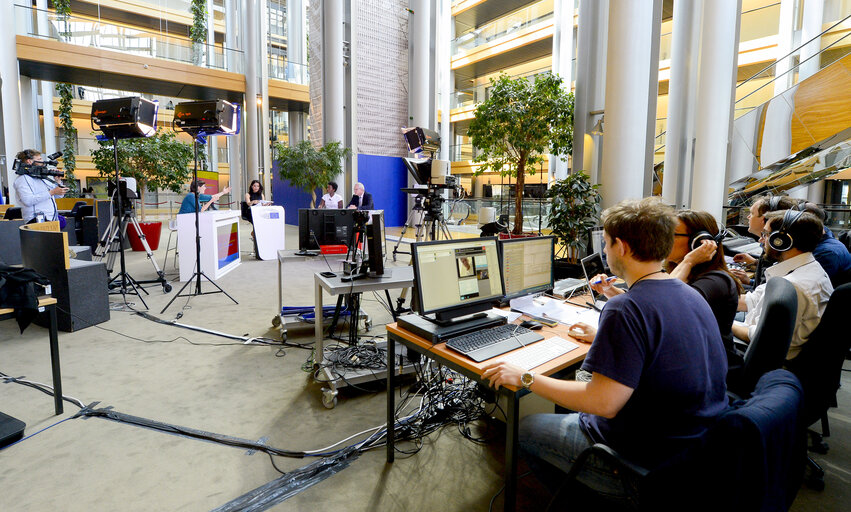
786, 283, 851, 490
3, 207, 22, 220
545, 370, 804, 511
727, 277, 797, 398
69, 200, 87, 215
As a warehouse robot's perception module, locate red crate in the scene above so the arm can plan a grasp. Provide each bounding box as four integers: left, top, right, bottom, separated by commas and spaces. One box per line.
320, 244, 348, 254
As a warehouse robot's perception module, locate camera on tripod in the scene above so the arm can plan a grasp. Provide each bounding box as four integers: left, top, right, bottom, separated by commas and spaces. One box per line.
13, 151, 65, 179
107, 177, 139, 215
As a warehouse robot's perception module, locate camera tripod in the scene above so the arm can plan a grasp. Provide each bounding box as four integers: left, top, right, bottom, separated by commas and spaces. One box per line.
391, 193, 452, 261
94, 206, 172, 305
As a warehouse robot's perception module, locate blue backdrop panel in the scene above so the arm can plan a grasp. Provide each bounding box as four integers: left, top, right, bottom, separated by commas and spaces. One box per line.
270, 153, 408, 227
357, 154, 407, 227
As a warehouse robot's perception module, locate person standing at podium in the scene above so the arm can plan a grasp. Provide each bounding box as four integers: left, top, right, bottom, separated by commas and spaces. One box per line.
178, 179, 230, 215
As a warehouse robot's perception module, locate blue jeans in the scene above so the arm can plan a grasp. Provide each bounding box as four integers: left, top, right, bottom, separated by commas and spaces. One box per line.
519, 413, 634, 501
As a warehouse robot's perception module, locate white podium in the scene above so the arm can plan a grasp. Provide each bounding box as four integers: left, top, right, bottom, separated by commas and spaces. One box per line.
177, 210, 241, 282
251, 204, 286, 260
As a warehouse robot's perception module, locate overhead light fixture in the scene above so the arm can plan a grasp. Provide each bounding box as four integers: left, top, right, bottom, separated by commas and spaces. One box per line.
591, 117, 604, 136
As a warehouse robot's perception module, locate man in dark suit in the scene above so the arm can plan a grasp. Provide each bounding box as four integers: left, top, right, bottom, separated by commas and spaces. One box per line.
347, 182, 374, 210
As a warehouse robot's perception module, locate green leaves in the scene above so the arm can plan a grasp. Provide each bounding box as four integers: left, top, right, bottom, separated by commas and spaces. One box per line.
56, 82, 78, 196
190, 0, 208, 64
273, 140, 351, 207
546, 171, 601, 264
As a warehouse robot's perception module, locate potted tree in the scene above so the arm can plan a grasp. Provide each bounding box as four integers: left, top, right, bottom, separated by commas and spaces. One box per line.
547, 171, 601, 278
91, 130, 194, 250
466, 73, 574, 235
273, 140, 351, 207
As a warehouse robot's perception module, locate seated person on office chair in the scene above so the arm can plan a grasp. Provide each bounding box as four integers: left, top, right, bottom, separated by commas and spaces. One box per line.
178, 180, 230, 215
799, 202, 851, 286
664, 210, 743, 363
732, 210, 833, 360
482, 198, 729, 497
318, 181, 343, 209
347, 182, 374, 210
730, 196, 797, 287
13, 149, 69, 225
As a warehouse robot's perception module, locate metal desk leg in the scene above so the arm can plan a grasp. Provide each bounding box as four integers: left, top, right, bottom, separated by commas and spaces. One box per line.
48, 305, 63, 415
385, 290, 398, 321
386, 335, 396, 463
314, 277, 323, 368
503, 389, 520, 512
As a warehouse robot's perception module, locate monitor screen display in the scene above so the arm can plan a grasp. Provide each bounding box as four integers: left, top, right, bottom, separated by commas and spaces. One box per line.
412, 238, 504, 316
499, 236, 555, 299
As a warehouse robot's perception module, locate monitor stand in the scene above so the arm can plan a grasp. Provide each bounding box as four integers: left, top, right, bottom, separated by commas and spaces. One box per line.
294, 250, 319, 256
397, 312, 506, 344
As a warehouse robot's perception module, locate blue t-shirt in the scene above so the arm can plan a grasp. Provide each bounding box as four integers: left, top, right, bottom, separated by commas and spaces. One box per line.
813, 232, 851, 284
579, 278, 729, 466
178, 193, 212, 215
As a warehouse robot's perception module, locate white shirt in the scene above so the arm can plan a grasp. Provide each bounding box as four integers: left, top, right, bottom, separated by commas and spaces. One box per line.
321, 193, 343, 209
741, 252, 833, 359
13, 174, 62, 222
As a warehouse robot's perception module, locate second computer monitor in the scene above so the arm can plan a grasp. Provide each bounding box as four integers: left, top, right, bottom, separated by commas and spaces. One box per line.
499, 236, 555, 300
411, 237, 504, 322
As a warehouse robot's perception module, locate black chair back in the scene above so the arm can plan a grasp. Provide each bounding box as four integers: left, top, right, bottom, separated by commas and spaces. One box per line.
731, 278, 798, 396
786, 283, 851, 425
3, 207, 22, 220
69, 200, 87, 215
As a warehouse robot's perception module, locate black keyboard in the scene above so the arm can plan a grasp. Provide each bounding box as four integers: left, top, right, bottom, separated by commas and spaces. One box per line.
445, 324, 545, 362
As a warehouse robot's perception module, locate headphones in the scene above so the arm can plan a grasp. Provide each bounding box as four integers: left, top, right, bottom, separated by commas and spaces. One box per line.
768, 195, 782, 212
766, 209, 804, 252
689, 227, 728, 251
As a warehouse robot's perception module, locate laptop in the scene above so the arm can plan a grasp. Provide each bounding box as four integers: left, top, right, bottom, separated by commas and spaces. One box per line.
580, 252, 609, 310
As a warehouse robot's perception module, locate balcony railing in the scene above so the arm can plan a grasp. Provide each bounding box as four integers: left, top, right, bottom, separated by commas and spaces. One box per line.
15, 4, 243, 73
452, 1, 554, 56
268, 54, 309, 85
451, 66, 553, 110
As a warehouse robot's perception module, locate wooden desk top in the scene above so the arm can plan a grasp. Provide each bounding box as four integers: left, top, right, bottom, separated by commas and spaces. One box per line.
386, 315, 591, 392
0, 297, 57, 316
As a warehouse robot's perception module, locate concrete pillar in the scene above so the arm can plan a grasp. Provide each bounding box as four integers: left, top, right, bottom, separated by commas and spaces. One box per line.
323, 0, 346, 188
573, 0, 608, 184
288, 0, 306, 83
288, 111, 306, 144
259, 0, 272, 196
599, 0, 661, 208
774, 0, 796, 95
437, 0, 452, 160
690, 0, 741, 222
20, 77, 38, 150
1, 3, 24, 204
225, 0, 242, 204
801, 0, 826, 204
410, 0, 433, 130
661, 0, 701, 208
550, 0, 574, 181
36, 0, 55, 155
243, 0, 260, 184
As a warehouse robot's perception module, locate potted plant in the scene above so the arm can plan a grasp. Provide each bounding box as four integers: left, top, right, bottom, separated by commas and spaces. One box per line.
91, 130, 194, 250
466, 73, 574, 235
273, 140, 351, 207
547, 171, 601, 278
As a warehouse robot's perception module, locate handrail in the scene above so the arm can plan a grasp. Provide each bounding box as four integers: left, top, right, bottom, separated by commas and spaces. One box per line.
735, 12, 851, 92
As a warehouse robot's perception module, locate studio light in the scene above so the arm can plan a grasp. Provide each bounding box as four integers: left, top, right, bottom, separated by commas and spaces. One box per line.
91, 97, 158, 140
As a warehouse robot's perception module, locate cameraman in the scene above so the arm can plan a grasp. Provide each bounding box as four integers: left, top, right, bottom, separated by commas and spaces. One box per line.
13, 149, 68, 223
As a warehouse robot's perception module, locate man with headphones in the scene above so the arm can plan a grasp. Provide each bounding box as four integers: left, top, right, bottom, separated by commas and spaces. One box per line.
800, 202, 851, 287
730, 195, 798, 288
732, 209, 833, 359
13, 149, 69, 223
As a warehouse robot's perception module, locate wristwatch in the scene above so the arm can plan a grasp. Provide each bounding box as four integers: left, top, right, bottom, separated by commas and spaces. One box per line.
520, 371, 535, 390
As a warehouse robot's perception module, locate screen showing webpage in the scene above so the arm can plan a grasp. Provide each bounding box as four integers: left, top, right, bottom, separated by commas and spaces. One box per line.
501, 237, 553, 298
414, 239, 503, 314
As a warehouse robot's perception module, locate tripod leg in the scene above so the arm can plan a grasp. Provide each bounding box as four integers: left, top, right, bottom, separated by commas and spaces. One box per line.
128, 215, 171, 292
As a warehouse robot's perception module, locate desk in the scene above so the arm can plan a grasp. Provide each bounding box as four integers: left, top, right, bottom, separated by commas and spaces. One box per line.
0, 297, 62, 415
385, 320, 590, 512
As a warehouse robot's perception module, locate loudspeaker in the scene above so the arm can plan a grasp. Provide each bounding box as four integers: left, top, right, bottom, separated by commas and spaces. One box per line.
766, 210, 803, 252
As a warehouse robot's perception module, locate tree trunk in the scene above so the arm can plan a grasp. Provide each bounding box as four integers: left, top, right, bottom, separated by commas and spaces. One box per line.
513, 159, 526, 234
310, 189, 317, 208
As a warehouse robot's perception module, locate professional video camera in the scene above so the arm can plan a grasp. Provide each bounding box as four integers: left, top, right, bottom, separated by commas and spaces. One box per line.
12, 151, 65, 179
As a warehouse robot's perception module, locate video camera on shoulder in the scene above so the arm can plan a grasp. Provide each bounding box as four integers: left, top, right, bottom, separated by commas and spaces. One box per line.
13, 151, 65, 179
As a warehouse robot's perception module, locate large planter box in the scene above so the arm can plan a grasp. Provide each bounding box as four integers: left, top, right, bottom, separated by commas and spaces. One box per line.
128, 221, 162, 251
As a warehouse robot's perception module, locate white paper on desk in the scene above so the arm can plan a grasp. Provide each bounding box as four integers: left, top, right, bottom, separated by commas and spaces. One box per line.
511, 296, 601, 328
490, 308, 522, 323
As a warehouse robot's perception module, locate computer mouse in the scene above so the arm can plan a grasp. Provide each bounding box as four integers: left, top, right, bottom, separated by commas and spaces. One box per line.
520, 320, 543, 330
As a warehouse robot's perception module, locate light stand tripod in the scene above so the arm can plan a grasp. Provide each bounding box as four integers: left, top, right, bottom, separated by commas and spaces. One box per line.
160, 137, 238, 314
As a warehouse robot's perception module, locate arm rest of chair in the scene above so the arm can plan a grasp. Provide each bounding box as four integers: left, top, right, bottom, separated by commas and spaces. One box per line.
566, 443, 651, 481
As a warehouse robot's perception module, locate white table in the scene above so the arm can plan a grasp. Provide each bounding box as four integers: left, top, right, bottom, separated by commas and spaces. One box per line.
177, 210, 241, 282
251, 205, 285, 260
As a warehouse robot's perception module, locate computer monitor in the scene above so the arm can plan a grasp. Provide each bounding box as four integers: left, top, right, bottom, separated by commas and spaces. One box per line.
581, 252, 607, 303
499, 236, 555, 300
411, 237, 504, 323
365, 213, 384, 276
298, 209, 356, 251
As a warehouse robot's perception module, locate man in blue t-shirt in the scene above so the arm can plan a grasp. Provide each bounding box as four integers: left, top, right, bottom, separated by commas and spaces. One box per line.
482, 197, 729, 498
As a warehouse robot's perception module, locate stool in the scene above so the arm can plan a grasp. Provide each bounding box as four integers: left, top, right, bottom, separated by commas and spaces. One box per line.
162, 219, 179, 271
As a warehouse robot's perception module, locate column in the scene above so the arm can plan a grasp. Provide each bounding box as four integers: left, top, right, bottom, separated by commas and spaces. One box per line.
661, 0, 701, 208
690, 0, 741, 221
599, 0, 662, 208
207, 0, 216, 67
36, 0, 56, 155
550, 0, 574, 181
259, 0, 272, 195
1, 6, 24, 204
243, 0, 260, 183
801, 0, 825, 204
19, 77, 38, 150
323, 0, 346, 188
288, 111, 305, 144
774, 0, 796, 95
573, 0, 608, 184
410, 0, 432, 130
288, 0, 306, 83
225, 0, 243, 204
437, 0, 452, 159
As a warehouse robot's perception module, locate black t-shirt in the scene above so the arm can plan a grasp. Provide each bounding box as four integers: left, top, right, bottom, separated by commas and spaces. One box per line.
579, 279, 729, 467
249, 191, 263, 202
690, 270, 739, 355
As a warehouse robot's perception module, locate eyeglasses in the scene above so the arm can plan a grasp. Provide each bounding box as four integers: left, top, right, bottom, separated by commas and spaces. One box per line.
674, 233, 690, 238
